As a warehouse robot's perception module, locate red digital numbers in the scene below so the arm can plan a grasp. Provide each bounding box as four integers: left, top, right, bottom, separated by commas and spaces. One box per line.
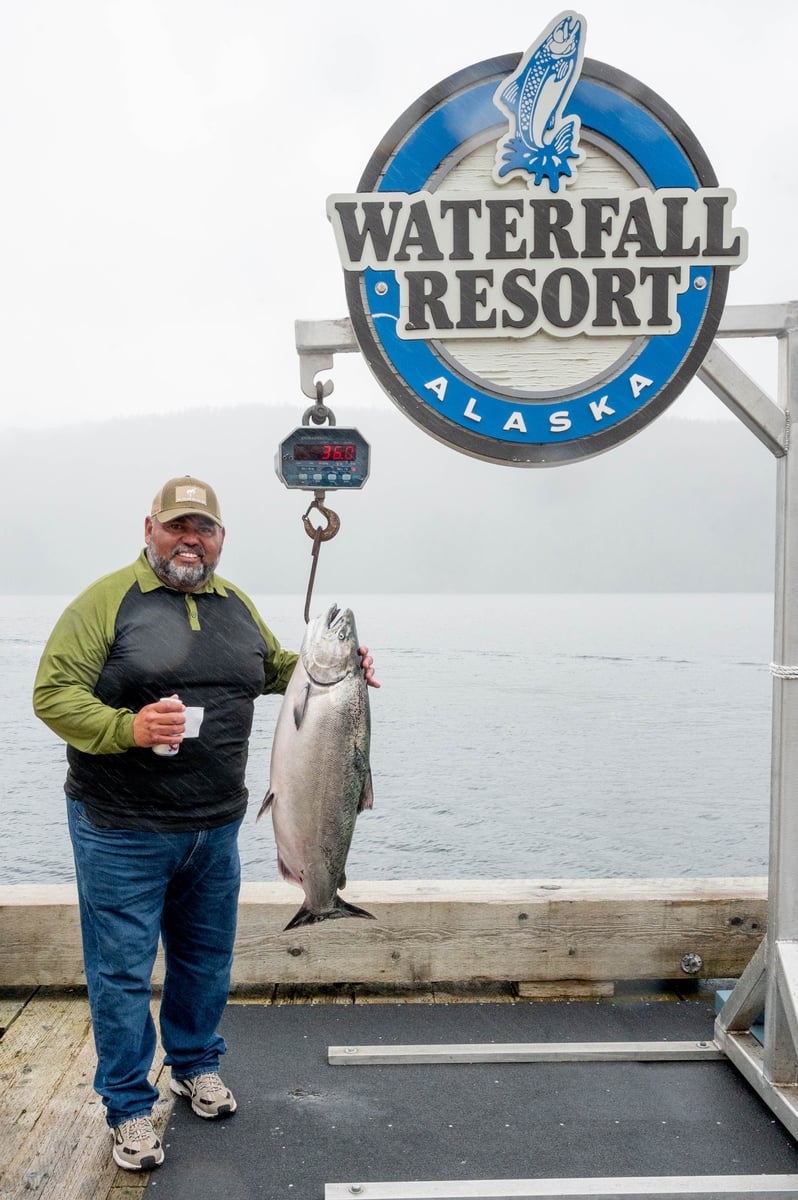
294, 442, 357, 463
320, 444, 356, 462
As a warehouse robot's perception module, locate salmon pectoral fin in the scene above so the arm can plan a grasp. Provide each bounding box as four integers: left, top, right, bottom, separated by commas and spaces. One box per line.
256, 791, 275, 822
357, 769, 374, 813
283, 894, 376, 931
293, 683, 311, 729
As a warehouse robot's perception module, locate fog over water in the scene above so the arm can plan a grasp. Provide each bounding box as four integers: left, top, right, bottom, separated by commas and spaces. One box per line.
1, 405, 778, 598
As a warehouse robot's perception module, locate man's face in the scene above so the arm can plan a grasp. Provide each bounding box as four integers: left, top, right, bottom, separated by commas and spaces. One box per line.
144, 514, 225, 592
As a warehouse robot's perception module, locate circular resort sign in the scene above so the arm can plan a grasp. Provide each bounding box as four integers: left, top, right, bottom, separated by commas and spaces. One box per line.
327, 11, 747, 466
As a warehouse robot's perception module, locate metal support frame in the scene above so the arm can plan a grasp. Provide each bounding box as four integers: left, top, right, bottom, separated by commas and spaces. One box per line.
297, 303, 798, 1196
713, 302, 798, 1140
328, 1041, 723, 1065
324, 1178, 798, 1199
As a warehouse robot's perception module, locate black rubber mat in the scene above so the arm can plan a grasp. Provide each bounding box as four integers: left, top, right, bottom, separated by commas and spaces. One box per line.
150, 1000, 798, 1198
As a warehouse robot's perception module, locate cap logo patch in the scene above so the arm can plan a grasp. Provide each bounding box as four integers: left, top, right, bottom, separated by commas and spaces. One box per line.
176, 485, 206, 504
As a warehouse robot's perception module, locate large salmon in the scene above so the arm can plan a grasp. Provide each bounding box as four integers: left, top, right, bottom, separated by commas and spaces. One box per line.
257, 604, 375, 931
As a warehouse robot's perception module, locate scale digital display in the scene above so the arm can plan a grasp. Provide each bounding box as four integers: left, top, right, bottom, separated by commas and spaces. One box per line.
293, 442, 357, 463
276, 426, 370, 490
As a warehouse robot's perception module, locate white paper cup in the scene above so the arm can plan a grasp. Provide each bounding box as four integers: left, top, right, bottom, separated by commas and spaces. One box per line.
152, 701, 204, 756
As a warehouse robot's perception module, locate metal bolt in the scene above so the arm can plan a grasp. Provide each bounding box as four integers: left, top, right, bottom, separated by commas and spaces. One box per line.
344, 1047, 359, 1054
681, 952, 703, 975
375, 281, 388, 296
694, 275, 708, 291
349, 1186, 364, 1195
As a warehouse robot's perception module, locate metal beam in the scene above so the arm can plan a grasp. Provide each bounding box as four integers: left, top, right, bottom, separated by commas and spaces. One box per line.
763, 323, 798, 1092
328, 1041, 723, 1066
715, 938, 767, 1033
325, 1176, 798, 1199
717, 302, 798, 338
775, 942, 798, 1053
714, 1029, 798, 1142
696, 343, 787, 457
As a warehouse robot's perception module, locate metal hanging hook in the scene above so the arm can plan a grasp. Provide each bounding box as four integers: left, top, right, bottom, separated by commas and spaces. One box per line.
302, 495, 341, 543
301, 494, 341, 623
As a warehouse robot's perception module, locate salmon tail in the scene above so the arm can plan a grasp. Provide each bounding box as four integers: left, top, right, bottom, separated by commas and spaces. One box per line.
283, 894, 376, 931
256, 791, 274, 822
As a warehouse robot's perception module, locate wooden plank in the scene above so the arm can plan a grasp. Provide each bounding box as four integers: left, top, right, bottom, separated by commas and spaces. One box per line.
227, 983, 277, 1005
0, 991, 171, 1200
432, 982, 516, 1003
0, 885, 86, 987
7, 1028, 115, 1199
517, 981, 615, 1000
273, 983, 355, 1005
353, 983, 437, 1004
0, 989, 91, 1095
0, 985, 37, 1033
234, 878, 770, 987
0, 991, 104, 1197
0, 878, 768, 988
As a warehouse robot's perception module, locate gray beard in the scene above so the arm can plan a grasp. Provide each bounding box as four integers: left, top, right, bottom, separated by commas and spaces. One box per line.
146, 543, 215, 590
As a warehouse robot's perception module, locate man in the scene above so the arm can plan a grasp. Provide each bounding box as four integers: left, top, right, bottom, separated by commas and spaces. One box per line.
33, 474, 378, 1172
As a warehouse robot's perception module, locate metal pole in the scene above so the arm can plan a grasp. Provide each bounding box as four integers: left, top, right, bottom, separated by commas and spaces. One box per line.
764, 320, 798, 1084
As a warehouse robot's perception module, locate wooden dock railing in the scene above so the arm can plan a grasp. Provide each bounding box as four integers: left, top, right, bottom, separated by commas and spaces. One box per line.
0, 877, 766, 988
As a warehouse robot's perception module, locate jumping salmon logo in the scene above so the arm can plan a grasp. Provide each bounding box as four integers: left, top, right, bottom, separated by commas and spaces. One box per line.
493, 10, 585, 191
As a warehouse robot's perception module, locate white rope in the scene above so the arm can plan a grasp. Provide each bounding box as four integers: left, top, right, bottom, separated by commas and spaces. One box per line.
770, 663, 798, 678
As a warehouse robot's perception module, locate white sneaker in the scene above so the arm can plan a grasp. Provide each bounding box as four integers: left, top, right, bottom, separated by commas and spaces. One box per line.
170, 1071, 237, 1119
111, 1114, 164, 1170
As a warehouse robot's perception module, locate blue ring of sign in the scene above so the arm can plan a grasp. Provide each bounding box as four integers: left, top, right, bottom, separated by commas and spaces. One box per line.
362, 77, 709, 447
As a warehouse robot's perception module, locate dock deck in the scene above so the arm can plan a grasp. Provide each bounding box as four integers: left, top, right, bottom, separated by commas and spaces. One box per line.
4, 978, 798, 1199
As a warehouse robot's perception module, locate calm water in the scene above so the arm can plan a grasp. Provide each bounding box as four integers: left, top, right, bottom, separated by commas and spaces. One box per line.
0, 592, 774, 886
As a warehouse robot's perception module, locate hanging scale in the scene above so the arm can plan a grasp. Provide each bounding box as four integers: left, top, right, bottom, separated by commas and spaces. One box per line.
275, 382, 371, 621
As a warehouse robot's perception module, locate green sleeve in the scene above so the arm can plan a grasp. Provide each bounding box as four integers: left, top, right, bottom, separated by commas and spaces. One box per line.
32, 570, 138, 755
225, 584, 299, 694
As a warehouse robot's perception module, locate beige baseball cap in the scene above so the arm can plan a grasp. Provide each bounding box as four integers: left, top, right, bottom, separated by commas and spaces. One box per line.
150, 475, 223, 526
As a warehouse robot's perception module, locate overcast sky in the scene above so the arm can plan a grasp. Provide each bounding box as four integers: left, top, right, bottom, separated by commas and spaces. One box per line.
0, 0, 794, 433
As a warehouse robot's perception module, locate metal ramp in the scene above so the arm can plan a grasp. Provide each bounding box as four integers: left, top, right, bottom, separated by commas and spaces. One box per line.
300, 302, 798, 1200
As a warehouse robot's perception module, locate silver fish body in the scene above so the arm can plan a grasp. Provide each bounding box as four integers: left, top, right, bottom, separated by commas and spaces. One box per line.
258, 604, 374, 931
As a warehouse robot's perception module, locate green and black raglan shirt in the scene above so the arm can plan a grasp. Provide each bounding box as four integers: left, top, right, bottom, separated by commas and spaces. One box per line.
33, 552, 298, 832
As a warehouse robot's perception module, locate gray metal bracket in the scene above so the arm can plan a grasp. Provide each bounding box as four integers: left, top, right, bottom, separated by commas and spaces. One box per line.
325, 1175, 798, 1199
329, 1040, 723, 1065
295, 317, 359, 400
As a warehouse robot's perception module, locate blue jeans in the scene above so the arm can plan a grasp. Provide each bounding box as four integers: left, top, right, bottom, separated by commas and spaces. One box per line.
67, 798, 243, 1127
